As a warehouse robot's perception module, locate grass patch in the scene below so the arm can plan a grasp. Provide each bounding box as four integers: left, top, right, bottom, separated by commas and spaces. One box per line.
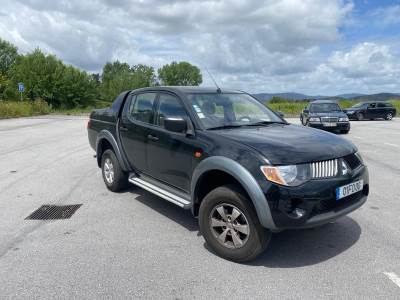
0, 99, 51, 119
390, 100, 400, 112
0, 100, 111, 118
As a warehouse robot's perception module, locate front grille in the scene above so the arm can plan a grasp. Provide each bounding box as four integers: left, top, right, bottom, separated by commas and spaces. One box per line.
311, 159, 338, 178
321, 117, 338, 123
344, 153, 362, 170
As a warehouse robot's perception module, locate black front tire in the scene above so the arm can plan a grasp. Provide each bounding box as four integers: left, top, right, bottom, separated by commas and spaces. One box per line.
101, 149, 129, 192
356, 112, 364, 121
199, 184, 271, 262
385, 113, 393, 120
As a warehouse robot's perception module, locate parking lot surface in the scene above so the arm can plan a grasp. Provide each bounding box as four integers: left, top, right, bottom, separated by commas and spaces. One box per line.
0, 116, 399, 299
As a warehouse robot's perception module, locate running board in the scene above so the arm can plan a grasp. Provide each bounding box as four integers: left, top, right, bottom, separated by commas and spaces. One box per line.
129, 176, 191, 209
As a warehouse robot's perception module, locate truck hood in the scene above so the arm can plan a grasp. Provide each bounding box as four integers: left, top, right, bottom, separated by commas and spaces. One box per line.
214, 124, 356, 165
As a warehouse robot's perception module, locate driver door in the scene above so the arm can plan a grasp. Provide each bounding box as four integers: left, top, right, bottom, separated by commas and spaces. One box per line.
146, 92, 196, 192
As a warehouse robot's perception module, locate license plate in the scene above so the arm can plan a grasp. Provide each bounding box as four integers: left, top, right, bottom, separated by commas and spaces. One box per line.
336, 180, 363, 200
323, 122, 336, 127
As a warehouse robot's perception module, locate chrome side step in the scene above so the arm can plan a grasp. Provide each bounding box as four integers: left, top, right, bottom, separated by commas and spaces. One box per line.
129, 176, 191, 209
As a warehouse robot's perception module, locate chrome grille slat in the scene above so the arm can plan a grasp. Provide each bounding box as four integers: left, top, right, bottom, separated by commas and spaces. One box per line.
321, 117, 339, 123
310, 159, 338, 179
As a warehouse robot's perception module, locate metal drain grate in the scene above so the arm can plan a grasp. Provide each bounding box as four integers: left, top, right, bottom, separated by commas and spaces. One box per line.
25, 204, 82, 220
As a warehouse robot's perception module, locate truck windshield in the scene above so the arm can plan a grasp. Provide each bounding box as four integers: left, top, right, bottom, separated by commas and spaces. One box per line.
310, 103, 341, 113
187, 93, 284, 129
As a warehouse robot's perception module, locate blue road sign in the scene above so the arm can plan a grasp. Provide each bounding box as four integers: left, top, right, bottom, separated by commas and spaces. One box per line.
18, 82, 25, 92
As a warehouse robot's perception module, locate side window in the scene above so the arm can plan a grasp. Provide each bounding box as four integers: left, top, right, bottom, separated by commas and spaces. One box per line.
369, 103, 376, 108
129, 93, 156, 124
156, 93, 188, 128
377, 103, 386, 108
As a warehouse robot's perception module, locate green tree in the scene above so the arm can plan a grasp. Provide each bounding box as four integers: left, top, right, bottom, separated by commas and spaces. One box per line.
157, 61, 202, 86
57, 66, 98, 108
9, 48, 97, 107
0, 38, 18, 76
100, 61, 155, 101
0, 73, 14, 100
9, 49, 64, 104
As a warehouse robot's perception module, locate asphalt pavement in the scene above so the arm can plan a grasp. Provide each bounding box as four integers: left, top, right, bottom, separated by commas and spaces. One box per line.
0, 115, 399, 299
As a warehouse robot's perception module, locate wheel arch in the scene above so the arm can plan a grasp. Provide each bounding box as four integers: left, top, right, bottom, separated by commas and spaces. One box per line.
96, 130, 130, 171
191, 156, 276, 230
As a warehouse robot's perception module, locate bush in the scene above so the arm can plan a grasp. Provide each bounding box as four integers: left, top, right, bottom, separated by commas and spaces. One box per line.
390, 100, 400, 112
0, 99, 51, 118
266, 101, 309, 116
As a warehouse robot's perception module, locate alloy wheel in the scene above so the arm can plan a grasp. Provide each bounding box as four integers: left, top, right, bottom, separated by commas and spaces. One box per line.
209, 203, 250, 249
387, 113, 393, 120
103, 158, 114, 184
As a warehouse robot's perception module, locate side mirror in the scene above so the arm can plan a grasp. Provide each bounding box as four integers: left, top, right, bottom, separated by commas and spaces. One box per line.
277, 111, 284, 118
164, 117, 187, 133
303, 109, 309, 114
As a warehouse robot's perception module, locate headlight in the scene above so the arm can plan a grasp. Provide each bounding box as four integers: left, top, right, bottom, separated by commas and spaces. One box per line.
354, 151, 364, 164
309, 117, 320, 122
260, 164, 310, 186
339, 116, 349, 122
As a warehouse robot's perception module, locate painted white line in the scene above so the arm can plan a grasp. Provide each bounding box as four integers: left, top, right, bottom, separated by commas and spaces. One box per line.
384, 142, 400, 148
384, 272, 400, 288
353, 136, 363, 140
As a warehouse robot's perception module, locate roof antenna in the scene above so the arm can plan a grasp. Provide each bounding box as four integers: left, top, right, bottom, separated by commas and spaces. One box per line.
205, 67, 221, 93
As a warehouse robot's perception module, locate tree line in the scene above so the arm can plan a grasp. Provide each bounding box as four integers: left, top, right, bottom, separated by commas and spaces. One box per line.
0, 38, 202, 108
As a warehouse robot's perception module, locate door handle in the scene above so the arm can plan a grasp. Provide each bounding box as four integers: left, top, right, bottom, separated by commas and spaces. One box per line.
120, 126, 128, 131
147, 134, 159, 141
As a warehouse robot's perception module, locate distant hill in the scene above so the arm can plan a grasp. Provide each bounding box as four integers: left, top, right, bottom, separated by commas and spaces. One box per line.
253, 92, 400, 102
351, 93, 400, 102
253, 92, 309, 101
336, 93, 366, 99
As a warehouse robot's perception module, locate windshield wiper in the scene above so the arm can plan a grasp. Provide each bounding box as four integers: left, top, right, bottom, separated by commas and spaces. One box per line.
207, 124, 244, 130
245, 121, 287, 126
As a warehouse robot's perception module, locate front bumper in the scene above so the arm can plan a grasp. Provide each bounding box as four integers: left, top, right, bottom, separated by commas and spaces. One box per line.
308, 121, 350, 131
265, 165, 369, 230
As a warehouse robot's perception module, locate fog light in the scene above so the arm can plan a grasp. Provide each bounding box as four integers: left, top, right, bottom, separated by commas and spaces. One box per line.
292, 208, 306, 218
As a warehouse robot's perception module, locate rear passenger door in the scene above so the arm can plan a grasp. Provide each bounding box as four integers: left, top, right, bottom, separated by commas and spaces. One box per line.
377, 103, 388, 118
119, 92, 157, 172
146, 92, 195, 192
366, 103, 378, 119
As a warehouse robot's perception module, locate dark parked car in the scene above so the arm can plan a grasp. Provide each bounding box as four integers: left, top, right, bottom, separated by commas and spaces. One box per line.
88, 87, 369, 262
345, 102, 396, 120
300, 100, 350, 134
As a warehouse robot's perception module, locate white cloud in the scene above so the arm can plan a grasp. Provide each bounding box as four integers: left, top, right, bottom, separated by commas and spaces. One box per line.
0, 0, 399, 94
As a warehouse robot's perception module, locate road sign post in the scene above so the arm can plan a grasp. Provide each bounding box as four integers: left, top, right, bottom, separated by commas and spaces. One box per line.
18, 83, 24, 101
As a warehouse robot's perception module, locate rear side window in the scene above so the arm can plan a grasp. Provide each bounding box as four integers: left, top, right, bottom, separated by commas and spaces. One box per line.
156, 93, 188, 128
378, 103, 393, 108
129, 93, 156, 124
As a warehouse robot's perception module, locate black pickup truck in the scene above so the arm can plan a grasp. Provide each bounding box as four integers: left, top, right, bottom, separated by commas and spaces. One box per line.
88, 86, 369, 262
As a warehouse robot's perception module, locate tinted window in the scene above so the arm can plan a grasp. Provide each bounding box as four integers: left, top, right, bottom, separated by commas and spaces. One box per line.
310, 103, 341, 113
377, 103, 393, 108
351, 102, 367, 108
156, 93, 188, 128
129, 93, 156, 124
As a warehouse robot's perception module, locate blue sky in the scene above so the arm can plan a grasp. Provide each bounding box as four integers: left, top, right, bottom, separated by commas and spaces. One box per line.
0, 0, 399, 95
